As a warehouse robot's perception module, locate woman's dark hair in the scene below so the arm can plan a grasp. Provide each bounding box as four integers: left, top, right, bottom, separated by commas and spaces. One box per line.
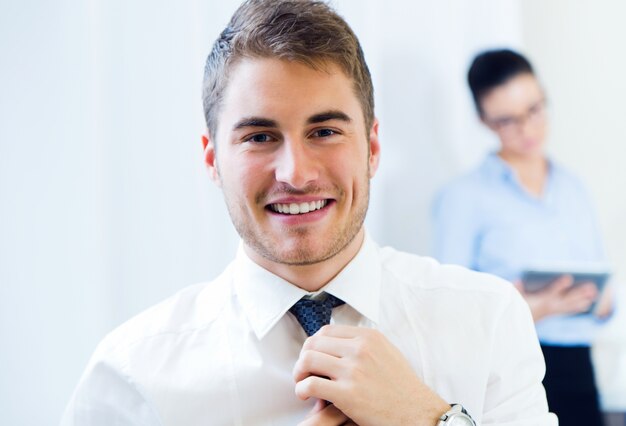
467, 49, 534, 115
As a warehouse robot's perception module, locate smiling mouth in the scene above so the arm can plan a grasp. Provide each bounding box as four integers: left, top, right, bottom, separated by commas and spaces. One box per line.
268, 200, 329, 215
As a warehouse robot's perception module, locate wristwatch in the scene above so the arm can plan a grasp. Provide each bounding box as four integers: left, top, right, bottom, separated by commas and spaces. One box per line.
436, 404, 476, 426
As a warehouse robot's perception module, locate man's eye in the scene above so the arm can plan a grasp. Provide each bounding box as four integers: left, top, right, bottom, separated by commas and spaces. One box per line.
313, 128, 336, 138
246, 134, 274, 143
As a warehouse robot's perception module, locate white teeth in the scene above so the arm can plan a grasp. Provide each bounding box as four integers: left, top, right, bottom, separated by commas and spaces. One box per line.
270, 200, 328, 215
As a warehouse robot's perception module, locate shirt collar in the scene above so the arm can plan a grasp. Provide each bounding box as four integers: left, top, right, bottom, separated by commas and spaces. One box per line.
233, 232, 381, 340
483, 151, 557, 178
482, 152, 558, 203
482, 152, 515, 180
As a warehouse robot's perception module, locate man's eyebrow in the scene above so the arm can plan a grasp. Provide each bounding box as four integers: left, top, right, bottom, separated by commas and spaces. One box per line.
307, 110, 352, 125
233, 117, 278, 131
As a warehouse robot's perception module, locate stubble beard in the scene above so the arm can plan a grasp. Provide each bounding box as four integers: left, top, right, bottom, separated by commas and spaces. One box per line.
223, 174, 370, 267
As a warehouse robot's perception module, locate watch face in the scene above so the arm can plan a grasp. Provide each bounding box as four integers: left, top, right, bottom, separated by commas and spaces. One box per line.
448, 413, 475, 426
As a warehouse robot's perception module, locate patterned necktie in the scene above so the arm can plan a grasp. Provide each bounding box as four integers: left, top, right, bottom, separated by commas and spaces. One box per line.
289, 293, 345, 336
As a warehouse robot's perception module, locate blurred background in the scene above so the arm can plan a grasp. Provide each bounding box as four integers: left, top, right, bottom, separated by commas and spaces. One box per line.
1, 0, 625, 424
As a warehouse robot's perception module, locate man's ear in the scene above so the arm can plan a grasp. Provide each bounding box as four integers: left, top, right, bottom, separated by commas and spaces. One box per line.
202, 133, 221, 187
368, 118, 381, 178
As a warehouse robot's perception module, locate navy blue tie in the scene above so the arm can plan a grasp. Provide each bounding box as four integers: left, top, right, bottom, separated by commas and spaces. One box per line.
289, 293, 345, 336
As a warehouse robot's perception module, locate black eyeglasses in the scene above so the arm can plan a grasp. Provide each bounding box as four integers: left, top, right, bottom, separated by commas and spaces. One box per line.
484, 98, 547, 135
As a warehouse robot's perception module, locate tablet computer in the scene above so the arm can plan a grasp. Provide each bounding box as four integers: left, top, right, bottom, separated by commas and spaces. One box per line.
521, 269, 610, 313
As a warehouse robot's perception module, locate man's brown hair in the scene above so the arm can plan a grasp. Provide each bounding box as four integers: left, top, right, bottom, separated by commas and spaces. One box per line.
202, 0, 374, 139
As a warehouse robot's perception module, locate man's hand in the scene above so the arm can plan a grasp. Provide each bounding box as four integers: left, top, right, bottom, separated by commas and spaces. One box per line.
297, 399, 356, 426
293, 325, 450, 426
514, 275, 597, 322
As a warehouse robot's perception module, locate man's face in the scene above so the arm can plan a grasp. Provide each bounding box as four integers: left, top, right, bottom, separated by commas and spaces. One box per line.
480, 73, 547, 159
204, 58, 380, 266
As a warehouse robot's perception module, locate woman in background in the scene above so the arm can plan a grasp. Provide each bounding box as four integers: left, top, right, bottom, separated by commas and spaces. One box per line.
433, 49, 611, 426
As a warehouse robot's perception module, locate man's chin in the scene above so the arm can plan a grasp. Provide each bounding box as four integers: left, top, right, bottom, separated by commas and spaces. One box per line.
261, 246, 333, 266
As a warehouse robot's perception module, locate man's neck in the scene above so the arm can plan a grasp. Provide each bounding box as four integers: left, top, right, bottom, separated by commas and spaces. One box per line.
244, 229, 366, 292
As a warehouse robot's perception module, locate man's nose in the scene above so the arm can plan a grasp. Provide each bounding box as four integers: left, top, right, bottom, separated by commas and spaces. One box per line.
274, 138, 319, 189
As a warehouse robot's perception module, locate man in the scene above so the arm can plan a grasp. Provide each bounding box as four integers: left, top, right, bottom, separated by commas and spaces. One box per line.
63, 2, 557, 425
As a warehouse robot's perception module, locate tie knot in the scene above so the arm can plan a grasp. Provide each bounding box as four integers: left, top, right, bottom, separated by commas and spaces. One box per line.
289, 293, 345, 336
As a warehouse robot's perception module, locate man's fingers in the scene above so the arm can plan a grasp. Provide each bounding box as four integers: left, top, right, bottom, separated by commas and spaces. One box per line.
306, 398, 326, 417
302, 335, 354, 358
293, 350, 342, 383
299, 400, 349, 426
316, 324, 364, 338
295, 375, 340, 403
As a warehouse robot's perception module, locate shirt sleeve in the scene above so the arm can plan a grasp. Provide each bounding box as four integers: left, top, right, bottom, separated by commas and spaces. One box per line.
481, 289, 558, 426
431, 183, 481, 268
61, 352, 162, 426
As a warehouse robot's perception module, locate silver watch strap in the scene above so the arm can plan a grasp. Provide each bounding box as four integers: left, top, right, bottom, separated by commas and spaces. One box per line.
437, 404, 476, 426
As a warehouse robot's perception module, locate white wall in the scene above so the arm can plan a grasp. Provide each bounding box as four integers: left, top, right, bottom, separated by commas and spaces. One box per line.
520, 0, 626, 410
351, 0, 523, 255
521, 0, 626, 285
0, 2, 240, 424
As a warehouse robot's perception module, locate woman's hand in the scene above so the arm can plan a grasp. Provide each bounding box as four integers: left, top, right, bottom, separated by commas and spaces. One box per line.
514, 275, 597, 322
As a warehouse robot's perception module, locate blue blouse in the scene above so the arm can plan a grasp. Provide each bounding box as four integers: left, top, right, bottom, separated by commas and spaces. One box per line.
432, 153, 607, 345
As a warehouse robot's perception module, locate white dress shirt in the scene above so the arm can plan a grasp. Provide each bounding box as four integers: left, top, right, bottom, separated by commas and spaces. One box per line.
62, 235, 557, 425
